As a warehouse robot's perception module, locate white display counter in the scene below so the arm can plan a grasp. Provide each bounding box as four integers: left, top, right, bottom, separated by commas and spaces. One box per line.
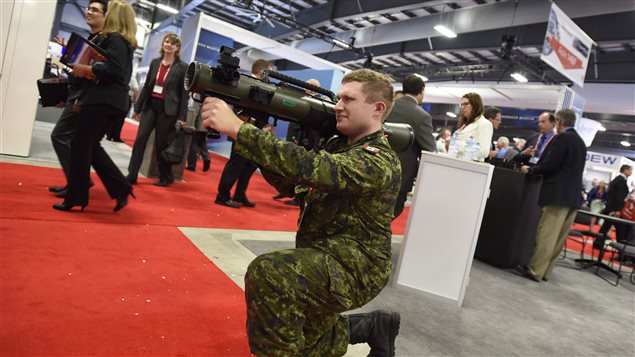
394, 152, 493, 306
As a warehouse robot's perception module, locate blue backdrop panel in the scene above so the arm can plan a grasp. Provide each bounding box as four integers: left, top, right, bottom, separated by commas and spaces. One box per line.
194, 29, 234, 66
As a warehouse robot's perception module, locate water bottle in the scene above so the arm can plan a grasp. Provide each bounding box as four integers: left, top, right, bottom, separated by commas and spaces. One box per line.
471, 142, 481, 161
447, 132, 459, 158
462, 136, 474, 160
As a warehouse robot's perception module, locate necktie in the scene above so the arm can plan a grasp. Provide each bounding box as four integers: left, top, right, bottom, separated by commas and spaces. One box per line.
534, 135, 548, 158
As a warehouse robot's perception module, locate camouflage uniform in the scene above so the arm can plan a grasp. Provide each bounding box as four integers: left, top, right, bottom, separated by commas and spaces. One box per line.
234, 123, 401, 357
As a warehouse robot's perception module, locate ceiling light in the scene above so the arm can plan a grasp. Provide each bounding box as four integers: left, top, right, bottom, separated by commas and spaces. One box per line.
156, 3, 179, 14
434, 25, 457, 38
446, 112, 457, 118
140, 0, 178, 14
331, 38, 352, 50
511, 72, 528, 82
414, 74, 428, 81
621, 141, 631, 147
598, 126, 607, 131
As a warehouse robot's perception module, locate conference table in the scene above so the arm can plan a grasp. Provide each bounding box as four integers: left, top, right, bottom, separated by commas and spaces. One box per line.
576, 209, 635, 284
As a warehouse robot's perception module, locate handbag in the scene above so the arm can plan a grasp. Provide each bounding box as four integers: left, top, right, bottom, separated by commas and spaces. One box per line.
160, 124, 186, 164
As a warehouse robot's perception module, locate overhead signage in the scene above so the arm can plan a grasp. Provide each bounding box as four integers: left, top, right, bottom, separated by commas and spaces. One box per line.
540, 3, 594, 87
575, 117, 602, 147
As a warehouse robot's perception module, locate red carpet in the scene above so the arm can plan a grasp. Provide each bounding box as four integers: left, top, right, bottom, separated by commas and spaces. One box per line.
1, 219, 250, 356
0, 160, 409, 234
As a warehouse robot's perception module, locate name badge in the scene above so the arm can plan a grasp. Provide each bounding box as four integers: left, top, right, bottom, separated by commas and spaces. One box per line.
529, 157, 539, 164
152, 85, 164, 94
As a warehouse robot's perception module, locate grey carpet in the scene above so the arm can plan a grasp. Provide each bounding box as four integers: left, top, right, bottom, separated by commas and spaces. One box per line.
239, 239, 635, 357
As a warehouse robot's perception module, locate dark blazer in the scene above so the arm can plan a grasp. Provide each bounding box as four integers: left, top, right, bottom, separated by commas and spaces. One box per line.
384, 95, 435, 192
135, 57, 189, 120
78, 33, 133, 112
528, 128, 587, 208
604, 175, 629, 213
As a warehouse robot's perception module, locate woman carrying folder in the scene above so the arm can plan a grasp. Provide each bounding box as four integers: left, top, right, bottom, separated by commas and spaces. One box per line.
53, 0, 137, 212
126, 33, 189, 187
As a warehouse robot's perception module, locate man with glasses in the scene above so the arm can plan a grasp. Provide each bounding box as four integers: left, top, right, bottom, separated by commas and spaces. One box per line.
48, 0, 108, 197
483, 106, 502, 160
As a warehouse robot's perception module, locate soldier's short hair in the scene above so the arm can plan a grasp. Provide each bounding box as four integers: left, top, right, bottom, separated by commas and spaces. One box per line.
342, 69, 394, 118
556, 108, 576, 127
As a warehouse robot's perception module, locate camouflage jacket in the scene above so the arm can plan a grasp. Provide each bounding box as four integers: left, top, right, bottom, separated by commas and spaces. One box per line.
234, 124, 401, 267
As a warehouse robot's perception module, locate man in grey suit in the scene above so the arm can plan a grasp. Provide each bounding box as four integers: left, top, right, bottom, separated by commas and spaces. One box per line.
385, 74, 435, 218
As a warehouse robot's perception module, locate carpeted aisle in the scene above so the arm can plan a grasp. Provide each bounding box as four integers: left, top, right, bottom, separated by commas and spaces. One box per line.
0, 160, 409, 234
1, 219, 251, 356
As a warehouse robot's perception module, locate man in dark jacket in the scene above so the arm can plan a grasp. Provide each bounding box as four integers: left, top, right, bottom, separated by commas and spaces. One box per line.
599, 164, 632, 242
384, 74, 435, 218
514, 112, 557, 165
517, 109, 587, 282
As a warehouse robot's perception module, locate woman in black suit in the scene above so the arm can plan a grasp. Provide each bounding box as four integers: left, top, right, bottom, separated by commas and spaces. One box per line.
53, 0, 137, 212
126, 33, 189, 186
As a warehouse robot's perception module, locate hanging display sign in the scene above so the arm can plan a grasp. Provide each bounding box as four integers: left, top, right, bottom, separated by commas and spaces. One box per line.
540, 3, 594, 87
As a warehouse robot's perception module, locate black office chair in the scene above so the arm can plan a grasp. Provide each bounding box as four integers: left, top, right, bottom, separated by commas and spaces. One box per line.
596, 228, 635, 286
563, 207, 605, 266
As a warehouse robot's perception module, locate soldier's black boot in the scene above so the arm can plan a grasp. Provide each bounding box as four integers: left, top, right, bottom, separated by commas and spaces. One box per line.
348, 310, 400, 357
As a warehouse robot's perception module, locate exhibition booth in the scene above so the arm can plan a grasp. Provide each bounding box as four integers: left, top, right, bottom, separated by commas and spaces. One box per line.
2, 0, 633, 306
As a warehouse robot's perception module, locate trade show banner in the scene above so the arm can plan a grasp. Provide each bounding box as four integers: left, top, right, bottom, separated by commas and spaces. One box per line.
575, 118, 602, 147
540, 3, 594, 87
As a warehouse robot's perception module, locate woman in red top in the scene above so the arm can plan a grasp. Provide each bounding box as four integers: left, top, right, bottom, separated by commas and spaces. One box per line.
126, 33, 189, 186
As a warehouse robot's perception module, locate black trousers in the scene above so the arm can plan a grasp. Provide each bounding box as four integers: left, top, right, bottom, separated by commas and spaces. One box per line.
187, 131, 210, 168
216, 143, 257, 201
394, 191, 408, 219
106, 96, 131, 141
599, 216, 629, 243
64, 104, 131, 205
50, 93, 80, 181
127, 98, 177, 180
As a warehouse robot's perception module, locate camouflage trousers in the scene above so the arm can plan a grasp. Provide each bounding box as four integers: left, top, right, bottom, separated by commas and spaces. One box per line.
244, 247, 385, 357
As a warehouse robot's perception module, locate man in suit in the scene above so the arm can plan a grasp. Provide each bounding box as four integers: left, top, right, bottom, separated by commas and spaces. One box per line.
484, 107, 502, 160
599, 164, 633, 242
384, 74, 435, 218
514, 112, 556, 164
215, 59, 272, 208
48, 0, 107, 197
517, 109, 587, 282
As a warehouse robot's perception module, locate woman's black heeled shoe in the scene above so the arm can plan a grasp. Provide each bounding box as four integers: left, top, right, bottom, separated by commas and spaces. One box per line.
52, 202, 87, 212
114, 191, 136, 212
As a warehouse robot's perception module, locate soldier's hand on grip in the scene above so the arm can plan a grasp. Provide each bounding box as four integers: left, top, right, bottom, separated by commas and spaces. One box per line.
201, 97, 243, 140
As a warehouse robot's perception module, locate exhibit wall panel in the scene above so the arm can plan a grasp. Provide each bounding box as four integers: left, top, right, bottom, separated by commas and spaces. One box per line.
1, 1, 56, 156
